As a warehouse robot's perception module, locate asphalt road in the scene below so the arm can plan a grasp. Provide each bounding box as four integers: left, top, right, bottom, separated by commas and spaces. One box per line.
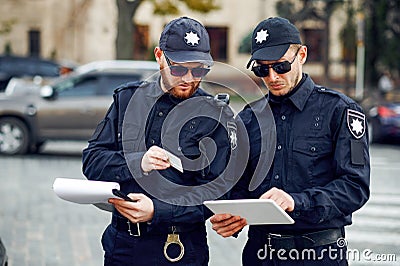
0, 141, 399, 266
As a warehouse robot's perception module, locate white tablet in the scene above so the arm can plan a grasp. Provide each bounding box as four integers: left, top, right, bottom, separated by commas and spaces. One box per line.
204, 199, 295, 225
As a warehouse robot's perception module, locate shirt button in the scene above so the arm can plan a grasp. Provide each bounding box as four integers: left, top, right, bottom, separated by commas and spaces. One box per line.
315, 116, 320, 121
314, 122, 319, 127
277, 144, 282, 150
158, 111, 164, 117
151, 139, 155, 144
274, 174, 280, 180
191, 121, 196, 125
189, 125, 194, 129
310, 146, 316, 152
281, 115, 286, 121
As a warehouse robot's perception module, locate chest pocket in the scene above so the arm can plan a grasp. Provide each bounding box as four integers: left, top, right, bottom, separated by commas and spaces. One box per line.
121, 122, 143, 152
289, 138, 334, 189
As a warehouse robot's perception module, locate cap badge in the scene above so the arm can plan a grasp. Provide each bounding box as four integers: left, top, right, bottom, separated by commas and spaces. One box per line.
184, 31, 200, 46
255, 29, 269, 44
347, 109, 365, 139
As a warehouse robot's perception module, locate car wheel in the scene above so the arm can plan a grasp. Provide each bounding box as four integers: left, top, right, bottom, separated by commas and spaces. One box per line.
0, 117, 30, 155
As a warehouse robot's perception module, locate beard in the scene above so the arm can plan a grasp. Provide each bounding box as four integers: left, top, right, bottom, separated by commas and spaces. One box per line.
160, 68, 201, 99
168, 82, 200, 99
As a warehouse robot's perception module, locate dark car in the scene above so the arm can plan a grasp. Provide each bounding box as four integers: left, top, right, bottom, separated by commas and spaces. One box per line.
0, 238, 7, 266
368, 101, 400, 143
0, 55, 71, 92
0, 60, 159, 155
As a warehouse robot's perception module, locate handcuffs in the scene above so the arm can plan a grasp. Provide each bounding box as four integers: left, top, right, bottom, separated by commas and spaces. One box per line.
163, 226, 185, 262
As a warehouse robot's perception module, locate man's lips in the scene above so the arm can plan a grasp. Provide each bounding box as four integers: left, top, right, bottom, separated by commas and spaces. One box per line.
269, 83, 284, 89
177, 84, 191, 90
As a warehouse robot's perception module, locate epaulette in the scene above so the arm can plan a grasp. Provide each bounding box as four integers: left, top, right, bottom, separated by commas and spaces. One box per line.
316, 86, 339, 94
316, 86, 355, 105
113, 80, 148, 94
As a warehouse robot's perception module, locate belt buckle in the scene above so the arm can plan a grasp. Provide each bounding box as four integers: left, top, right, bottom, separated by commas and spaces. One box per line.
127, 220, 141, 236
267, 233, 281, 250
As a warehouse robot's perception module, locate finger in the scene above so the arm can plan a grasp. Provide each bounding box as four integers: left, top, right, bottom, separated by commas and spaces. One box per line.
126, 193, 143, 202
209, 213, 233, 223
148, 157, 170, 169
148, 147, 169, 161
215, 218, 247, 237
212, 216, 244, 231
211, 215, 242, 230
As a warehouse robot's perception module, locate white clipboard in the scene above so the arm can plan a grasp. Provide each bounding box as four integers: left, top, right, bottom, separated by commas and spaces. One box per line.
204, 199, 295, 225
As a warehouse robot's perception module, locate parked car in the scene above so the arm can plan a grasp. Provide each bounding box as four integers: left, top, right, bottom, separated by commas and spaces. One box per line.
0, 238, 7, 266
368, 101, 400, 143
0, 60, 159, 155
0, 55, 73, 92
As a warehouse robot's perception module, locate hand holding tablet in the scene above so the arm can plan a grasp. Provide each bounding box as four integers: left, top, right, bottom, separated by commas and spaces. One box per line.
204, 199, 295, 225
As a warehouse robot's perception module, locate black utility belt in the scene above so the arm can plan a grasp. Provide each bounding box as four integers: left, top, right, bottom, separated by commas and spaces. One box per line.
250, 228, 344, 250
111, 215, 203, 262
111, 215, 202, 237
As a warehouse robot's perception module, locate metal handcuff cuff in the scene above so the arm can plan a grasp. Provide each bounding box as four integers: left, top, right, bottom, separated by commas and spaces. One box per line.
163, 226, 185, 262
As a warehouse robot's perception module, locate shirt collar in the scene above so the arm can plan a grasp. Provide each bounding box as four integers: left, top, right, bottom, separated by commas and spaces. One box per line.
268, 74, 314, 111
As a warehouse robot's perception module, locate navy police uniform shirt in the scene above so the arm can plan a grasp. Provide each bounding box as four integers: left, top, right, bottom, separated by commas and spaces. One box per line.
82, 77, 234, 231
234, 74, 370, 234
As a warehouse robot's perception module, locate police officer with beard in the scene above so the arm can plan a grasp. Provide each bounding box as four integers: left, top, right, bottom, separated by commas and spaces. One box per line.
210, 17, 370, 266
82, 17, 237, 266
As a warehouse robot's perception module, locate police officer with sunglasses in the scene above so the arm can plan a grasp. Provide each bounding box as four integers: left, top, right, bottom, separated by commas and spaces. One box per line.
210, 17, 370, 266
82, 17, 237, 266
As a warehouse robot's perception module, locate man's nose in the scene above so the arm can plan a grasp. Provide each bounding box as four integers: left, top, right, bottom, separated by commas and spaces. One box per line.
266, 67, 279, 81
181, 70, 195, 82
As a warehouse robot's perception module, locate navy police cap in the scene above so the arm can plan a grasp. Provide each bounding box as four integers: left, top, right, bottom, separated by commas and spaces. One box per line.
247, 17, 301, 68
159, 16, 213, 66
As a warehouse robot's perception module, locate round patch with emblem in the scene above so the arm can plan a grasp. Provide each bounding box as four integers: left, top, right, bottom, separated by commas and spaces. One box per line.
347, 109, 365, 139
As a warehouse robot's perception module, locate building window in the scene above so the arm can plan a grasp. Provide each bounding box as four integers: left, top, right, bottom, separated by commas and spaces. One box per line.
206, 27, 228, 62
303, 29, 323, 62
28, 30, 41, 57
133, 24, 150, 60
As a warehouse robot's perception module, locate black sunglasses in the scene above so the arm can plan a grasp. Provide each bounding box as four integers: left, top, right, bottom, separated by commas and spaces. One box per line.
251, 47, 301, 77
164, 55, 210, 78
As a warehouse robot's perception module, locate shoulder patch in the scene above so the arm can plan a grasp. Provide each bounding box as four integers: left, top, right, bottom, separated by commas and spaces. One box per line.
347, 109, 366, 139
227, 121, 237, 150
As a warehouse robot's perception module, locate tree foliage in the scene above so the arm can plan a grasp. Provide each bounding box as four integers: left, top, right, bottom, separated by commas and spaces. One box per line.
363, 0, 400, 87
275, 0, 344, 85
116, 0, 219, 59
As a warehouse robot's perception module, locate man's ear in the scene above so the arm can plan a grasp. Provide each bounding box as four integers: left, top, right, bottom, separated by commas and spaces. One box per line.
154, 47, 163, 64
299, 45, 307, 64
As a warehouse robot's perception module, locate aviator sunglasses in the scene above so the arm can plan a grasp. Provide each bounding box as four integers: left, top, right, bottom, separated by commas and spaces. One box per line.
251, 47, 301, 77
164, 55, 210, 78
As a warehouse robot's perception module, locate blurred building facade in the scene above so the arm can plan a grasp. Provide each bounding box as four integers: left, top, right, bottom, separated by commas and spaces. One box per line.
0, 0, 357, 82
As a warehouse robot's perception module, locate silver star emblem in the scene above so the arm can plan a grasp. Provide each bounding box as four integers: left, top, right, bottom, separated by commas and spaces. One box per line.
351, 119, 363, 135
185, 31, 200, 46
255, 29, 269, 44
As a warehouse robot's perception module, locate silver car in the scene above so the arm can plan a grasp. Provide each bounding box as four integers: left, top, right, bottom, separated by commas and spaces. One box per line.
0, 60, 159, 155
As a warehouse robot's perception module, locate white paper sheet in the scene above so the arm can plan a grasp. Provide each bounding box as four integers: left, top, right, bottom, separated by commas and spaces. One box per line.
53, 177, 120, 204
